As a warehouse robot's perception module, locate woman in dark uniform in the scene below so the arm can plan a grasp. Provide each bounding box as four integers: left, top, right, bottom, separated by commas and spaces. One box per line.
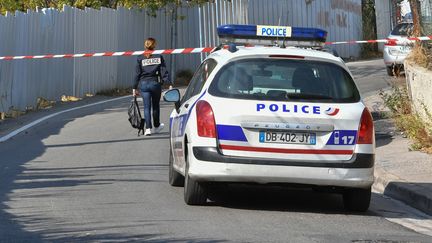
133, 38, 172, 136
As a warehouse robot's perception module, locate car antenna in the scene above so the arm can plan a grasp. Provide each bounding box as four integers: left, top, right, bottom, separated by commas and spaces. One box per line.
281, 11, 289, 49
275, 11, 282, 47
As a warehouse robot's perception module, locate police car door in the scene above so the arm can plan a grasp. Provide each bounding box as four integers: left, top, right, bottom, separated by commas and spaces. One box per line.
171, 60, 217, 170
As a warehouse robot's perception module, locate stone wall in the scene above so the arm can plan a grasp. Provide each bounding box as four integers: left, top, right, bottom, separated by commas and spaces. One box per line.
405, 61, 432, 123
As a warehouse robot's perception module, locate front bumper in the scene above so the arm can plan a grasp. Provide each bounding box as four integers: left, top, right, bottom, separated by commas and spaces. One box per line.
189, 147, 374, 189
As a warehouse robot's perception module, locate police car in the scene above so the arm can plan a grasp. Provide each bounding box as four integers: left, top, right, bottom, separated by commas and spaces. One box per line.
163, 25, 375, 212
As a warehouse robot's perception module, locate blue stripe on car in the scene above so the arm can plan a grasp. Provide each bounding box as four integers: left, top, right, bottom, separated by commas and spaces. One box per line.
326, 130, 358, 145
217, 125, 248, 142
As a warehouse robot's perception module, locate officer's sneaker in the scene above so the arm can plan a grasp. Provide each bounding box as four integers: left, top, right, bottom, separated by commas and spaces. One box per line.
153, 123, 164, 134
144, 128, 152, 136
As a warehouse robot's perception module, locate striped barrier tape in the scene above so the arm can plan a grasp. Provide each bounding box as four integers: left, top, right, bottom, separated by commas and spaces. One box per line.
0, 36, 431, 61
324, 36, 432, 45
0, 47, 216, 61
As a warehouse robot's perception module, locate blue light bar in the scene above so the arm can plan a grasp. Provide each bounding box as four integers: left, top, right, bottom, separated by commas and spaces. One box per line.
217, 24, 328, 46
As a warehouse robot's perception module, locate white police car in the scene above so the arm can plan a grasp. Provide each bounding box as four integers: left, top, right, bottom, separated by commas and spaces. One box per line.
163, 25, 375, 212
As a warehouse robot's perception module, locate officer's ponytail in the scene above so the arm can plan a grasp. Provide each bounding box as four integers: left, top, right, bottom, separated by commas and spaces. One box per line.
144, 38, 157, 58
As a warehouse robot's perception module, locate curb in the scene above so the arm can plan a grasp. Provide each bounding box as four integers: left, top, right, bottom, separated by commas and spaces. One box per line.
373, 167, 432, 216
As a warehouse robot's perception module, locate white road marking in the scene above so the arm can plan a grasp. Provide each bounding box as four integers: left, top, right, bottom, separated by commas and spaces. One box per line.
372, 188, 432, 237
0, 96, 130, 143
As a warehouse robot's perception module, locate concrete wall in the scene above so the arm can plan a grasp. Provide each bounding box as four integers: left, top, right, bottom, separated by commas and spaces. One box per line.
405, 61, 432, 123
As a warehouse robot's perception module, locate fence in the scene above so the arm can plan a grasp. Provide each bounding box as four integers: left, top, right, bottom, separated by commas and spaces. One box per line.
0, 0, 362, 113
246, 0, 362, 58
0, 3, 247, 113
421, 0, 432, 33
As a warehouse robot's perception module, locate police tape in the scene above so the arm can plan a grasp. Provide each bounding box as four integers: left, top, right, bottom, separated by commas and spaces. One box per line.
1, 36, 432, 61
0, 47, 215, 61
324, 36, 432, 45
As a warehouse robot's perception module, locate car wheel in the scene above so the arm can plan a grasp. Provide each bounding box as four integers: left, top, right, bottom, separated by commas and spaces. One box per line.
184, 149, 207, 205
386, 66, 395, 76
343, 187, 371, 212
169, 146, 184, 187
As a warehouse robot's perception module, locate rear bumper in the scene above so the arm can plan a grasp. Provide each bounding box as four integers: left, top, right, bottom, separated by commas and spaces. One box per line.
383, 47, 408, 66
193, 147, 374, 168
189, 146, 374, 188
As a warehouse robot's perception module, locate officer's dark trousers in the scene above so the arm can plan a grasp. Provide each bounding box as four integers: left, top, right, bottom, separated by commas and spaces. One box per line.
139, 80, 162, 129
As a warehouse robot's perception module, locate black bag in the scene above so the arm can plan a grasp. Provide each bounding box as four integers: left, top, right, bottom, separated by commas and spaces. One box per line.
128, 97, 145, 136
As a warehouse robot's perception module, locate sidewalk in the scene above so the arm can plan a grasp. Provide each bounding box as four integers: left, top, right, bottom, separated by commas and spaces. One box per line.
364, 94, 432, 215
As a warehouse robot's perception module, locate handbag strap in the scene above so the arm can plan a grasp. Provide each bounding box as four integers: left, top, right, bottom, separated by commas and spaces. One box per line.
134, 96, 145, 136
134, 96, 142, 117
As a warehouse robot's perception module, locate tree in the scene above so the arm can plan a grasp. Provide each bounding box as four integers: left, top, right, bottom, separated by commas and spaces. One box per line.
409, 0, 422, 36
0, 0, 212, 15
361, 0, 378, 56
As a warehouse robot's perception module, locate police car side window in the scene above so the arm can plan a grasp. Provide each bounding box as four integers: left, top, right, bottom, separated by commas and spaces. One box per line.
181, 65, 204, 104
181, 59, 217, 104
191, 59, 217, 97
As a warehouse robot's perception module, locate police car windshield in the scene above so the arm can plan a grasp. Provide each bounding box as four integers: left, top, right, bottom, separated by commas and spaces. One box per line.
208, 58, 360, 103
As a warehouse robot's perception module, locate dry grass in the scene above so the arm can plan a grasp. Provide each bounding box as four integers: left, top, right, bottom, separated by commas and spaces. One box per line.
406, 44, 432, 70
381, 85, 432, 153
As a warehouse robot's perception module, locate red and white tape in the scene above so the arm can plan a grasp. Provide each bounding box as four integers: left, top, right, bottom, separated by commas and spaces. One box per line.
0, 47, 215, 61
325, 36, 432, 45
1, 37, 431, 61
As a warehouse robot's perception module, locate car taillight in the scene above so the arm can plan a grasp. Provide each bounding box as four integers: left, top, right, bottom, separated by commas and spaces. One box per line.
357, 108, 374, 144
385, 39, 397, 46
196, 100, 216, 138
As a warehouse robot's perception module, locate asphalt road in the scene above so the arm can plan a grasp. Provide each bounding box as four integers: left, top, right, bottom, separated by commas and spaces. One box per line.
0, 60, 430, 242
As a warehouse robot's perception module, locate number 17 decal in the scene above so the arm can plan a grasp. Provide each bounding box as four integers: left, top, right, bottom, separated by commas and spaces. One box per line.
341, 135, 355, 145
327, 130, 357, 145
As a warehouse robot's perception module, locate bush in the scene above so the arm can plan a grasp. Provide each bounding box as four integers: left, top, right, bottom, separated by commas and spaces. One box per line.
406, 44, 432, 70
381, 85, 432, 153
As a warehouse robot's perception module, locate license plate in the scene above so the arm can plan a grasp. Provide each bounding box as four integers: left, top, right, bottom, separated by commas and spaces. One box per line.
259, 131, 316, 145
400, 45, 411, 53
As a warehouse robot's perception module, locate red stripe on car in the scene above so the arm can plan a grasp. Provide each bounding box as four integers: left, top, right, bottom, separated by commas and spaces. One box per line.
219, 145, 353, 155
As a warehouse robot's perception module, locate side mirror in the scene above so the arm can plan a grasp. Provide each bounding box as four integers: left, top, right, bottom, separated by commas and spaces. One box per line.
163, 89, 181, 113
163, 89, 180, 102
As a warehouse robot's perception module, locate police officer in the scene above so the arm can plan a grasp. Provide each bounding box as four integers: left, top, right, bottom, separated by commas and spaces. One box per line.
133, 38, 172, 136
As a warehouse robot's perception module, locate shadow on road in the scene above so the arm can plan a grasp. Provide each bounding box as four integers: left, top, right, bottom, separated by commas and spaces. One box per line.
205, 183, 432, 220
207, 184, 346, 214
0, 100, 218, 242
372, 112, 396, 148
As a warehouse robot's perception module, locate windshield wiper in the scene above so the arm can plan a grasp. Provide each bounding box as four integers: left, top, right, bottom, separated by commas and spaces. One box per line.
286, 93, 334, 100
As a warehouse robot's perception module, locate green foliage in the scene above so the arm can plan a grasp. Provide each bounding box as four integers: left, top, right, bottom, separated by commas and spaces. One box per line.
380, 85, 412, 115
0, 0, 214, 15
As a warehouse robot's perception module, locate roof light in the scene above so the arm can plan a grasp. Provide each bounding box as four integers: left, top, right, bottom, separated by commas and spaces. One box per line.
217, 24, 327, 47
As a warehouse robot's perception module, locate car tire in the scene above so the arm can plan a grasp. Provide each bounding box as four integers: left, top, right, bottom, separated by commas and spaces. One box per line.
169, 146, 184, 187
184, 152, 207, 205
343, 187, 371, 212
386, 66, 395, 76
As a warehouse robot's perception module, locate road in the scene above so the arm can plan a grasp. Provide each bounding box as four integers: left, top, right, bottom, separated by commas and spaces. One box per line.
0, 60, 430, 242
